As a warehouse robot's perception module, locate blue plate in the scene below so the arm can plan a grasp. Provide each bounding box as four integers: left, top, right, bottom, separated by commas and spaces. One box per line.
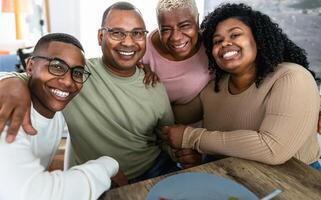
146, 172, 259, 200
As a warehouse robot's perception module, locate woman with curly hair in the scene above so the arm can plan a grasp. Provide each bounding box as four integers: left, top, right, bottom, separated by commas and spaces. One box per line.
162, 3, 321, 171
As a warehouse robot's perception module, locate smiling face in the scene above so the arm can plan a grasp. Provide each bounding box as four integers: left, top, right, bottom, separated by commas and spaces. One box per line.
98, 9, 146, 77
26, 41, 84, 118
212, 18, 257, 75
157, 7, 199, 61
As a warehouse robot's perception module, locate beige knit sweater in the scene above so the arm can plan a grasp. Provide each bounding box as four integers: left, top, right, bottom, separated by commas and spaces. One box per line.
174, 62, 321, 165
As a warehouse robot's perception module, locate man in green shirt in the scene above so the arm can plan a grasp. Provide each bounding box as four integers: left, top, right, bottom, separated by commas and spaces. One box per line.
0, 2, 201, 185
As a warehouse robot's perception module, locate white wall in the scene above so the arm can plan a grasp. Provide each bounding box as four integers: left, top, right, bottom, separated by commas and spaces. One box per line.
49, 0, 81, 39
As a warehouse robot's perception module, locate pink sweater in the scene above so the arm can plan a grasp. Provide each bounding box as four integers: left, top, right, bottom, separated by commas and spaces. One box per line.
142, 30, 212, 104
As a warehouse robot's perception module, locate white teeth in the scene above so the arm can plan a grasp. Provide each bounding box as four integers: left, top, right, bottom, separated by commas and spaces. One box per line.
119, 51, 134, 56
223, 51, 238, 59
173, 43, 186, 49
51, 89, 70, 98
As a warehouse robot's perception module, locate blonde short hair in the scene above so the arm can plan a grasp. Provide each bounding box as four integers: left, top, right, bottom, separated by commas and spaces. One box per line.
156, 0, 198, 20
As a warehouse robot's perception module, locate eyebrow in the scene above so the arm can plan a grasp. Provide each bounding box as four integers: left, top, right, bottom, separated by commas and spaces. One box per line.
52, 57, 85, 68
178, 19, 193, 25
52, 57, 67, 63
161, 19, 192, 28
213, 27, 243, 38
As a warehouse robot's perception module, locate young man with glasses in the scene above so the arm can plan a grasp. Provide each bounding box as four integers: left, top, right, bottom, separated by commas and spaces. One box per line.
0, 33, 118, 200
0, 2, 200, 186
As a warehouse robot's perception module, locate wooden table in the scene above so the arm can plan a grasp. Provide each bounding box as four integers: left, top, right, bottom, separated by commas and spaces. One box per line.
104, 157, 321, 200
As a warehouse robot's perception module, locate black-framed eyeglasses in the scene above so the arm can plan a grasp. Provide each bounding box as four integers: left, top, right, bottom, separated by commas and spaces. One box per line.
31, 56, 91, 83
100, 27, 148, 41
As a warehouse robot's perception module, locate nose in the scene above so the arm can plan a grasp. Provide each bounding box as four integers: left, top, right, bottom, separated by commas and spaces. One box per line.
222, 40, 232, 47
58, 71, 74, 87
121, 33, 135, 46
170, 29, 183, 42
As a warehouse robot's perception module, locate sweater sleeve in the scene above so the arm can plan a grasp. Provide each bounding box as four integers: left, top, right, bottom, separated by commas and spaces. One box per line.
0, 71, 29, 82
0, 129, 118, 200
182, 70, 320, 165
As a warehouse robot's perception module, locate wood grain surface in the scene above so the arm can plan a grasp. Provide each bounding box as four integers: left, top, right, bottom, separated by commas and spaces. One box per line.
103, 157, 321, 200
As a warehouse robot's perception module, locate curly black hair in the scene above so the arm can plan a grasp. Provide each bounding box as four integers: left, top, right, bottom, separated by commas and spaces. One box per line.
201, 3, 319, 92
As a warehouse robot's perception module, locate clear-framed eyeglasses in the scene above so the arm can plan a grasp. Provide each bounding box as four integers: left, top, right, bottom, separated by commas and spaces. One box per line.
100, 27, 148, 41
31, 56, 91, 83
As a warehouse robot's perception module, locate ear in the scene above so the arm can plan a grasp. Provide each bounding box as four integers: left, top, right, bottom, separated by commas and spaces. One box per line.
25, 57, 33, 76
98, 29, 103, 46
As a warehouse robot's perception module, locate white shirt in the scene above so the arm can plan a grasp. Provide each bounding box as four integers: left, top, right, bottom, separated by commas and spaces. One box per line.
0, 106, 118, 200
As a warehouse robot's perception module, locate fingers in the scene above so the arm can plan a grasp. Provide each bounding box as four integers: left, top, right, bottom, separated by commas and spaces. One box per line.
6, 105, 27, 143
0, 78, 31, 142
22, 107, 37, 135
136, 62, 144, 69
161, 126, 169, 134
111, 169, 128, 187
318, 111, 321, 135
176, 149, 202, 168
175, 148, 195, 157
161, 126, 170, 141
150, 74, 159, 87
139, 63, 159, 87
177, 154, 201, 165
137, 62, 151, 86
143, 72, 158, 87
153, 74, 159, 86
162, 125, 186, 149
143, 73, 152, 86
0, 103, 14, 133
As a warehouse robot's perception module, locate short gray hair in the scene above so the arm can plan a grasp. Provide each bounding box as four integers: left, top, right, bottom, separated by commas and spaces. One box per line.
156, 0, 198, 20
